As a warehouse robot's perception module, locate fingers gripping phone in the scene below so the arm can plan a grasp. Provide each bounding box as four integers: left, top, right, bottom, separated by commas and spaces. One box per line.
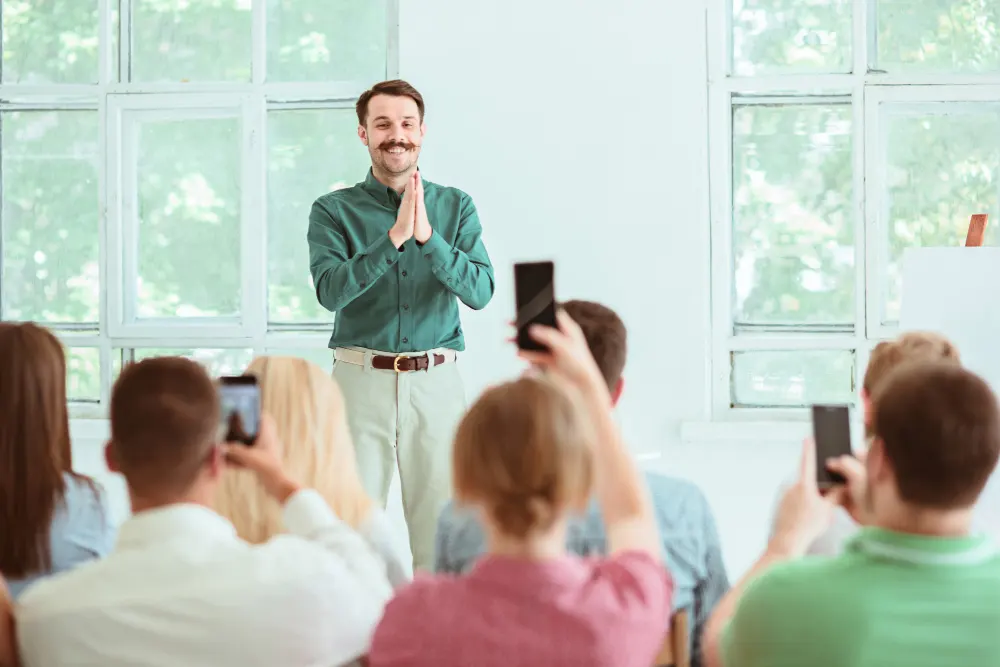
514, 261, 557, 351
812, 405, 853, 489
219, 376, 260, 445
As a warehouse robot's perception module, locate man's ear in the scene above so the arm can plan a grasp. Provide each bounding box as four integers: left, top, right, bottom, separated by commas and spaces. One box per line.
358, 124, 369, 146
610, 378, 624, 407
104, 441, 120, 473
206, 445, 225, 481
861, 388, 873, 430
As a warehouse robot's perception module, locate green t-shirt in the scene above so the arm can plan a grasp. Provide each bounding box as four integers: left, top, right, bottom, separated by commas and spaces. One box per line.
722, 527, 1000, 667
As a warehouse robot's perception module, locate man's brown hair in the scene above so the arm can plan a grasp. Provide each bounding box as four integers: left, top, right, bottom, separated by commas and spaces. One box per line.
453, 376, 594, 538
110, 357, 220, 497
872, 361, 1000, 509
864, 331, 960, 394
0, 323, 90, 577
356, 79, 425, 126
561, 300, 627, 391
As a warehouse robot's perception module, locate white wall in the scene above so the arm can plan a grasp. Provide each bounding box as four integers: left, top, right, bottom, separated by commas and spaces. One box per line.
68, 0, 808, 580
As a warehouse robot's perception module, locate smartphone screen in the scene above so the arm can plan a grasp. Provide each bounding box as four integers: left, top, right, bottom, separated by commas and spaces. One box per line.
514, 261, 556, 351
219, 376, 260, 445
812, 405, 852, 488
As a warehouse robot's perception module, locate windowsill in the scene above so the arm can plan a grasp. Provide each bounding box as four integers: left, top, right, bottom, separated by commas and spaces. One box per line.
680, 420, 810, 444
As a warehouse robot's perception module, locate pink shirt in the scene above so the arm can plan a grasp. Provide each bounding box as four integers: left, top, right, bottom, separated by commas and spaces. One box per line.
369, 551, 672, 667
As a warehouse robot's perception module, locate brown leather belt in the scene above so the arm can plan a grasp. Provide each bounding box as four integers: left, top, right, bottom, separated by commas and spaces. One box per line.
371, 353, 447, 372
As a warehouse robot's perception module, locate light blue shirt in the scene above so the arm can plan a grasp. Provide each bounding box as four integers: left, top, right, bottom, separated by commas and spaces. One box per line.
434, 472, 730, 667
7, 473, 116, 600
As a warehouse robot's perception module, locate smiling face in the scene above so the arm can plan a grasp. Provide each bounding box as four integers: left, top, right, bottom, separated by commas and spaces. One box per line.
358, 93, 425, 177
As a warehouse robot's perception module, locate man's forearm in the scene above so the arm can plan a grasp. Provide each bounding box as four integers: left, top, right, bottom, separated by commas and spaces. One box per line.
701, 545, 796, 667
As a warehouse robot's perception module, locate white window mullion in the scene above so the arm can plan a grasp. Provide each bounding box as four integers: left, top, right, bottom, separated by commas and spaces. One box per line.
709, 86, 734, 419
242, 94, 267, 340
119, 0, 132, 84
863, 86, 884, 343
105, 96, 127, 339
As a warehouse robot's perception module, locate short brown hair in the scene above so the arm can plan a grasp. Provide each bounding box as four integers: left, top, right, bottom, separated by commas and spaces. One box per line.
356, 79, 425, 126
110, 357, 219, 497
453, 376, 594, 538
561, 300, 627, 391
864, 331, 960, 394
872, 361, 1000, 509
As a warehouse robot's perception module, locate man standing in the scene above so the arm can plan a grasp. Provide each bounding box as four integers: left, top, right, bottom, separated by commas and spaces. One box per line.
307, 80, 495, 571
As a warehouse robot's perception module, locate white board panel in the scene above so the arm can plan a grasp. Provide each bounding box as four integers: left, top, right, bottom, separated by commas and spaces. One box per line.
900, 247, 1000, 537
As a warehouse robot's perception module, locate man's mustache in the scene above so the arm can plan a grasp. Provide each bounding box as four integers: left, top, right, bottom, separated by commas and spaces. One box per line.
378, 141, 415, 151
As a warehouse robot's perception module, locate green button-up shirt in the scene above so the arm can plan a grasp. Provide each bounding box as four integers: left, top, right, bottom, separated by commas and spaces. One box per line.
307, 170, 495, 353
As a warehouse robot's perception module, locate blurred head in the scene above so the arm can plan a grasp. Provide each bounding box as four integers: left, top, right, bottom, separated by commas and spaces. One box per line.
453, 375, 595, 540
865, 362, 1000, 520
356, 80, 425, 178
560, 300, 627, 405
0, 323, 73, 577
107, 357, 222, 507
862, 332, 960, 433
215, 357, 373, 543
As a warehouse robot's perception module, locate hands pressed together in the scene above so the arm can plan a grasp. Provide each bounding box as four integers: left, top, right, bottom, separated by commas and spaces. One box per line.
389, 171, 432, 248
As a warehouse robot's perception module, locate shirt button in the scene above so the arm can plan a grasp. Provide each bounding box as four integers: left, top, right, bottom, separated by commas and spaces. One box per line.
360, 281, 367, 288
403, 337, 409, 344
403, 304, 410, 311
385, 258, 393, 265
401, 271, 408, 277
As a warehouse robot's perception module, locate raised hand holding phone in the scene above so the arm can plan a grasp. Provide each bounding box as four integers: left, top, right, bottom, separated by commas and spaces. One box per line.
222, 415, 300, 503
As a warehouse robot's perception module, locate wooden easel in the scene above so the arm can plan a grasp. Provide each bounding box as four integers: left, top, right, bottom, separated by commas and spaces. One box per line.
966, 214, 989, 247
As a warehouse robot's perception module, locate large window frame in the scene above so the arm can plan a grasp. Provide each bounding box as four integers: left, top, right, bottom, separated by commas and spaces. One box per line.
0, 0, 399, 416
708, 0, 1000, 421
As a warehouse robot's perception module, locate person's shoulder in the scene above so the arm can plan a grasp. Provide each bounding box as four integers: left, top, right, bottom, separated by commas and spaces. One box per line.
17, 553, 116, 619
424, 179, 473, 205
374, 575, 459, 634
739, 555, 847, 614
312, 183, 367, 210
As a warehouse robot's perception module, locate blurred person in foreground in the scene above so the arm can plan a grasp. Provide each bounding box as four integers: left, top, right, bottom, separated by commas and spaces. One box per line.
16, 357, 392, 667
435, 300, 728, 665
215, 356, 409, 587
706, 361, 1000, 667
370, 311, 672, 667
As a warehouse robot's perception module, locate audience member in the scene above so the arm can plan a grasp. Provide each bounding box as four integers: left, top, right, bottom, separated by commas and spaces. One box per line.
215, 356, 410, 587
370, 311, 671, 667
435, 300, 728, 664
0, 322, 114, 600
705, 362, 1000, 667
768, 330, 961, 556
16, 357, 393, 667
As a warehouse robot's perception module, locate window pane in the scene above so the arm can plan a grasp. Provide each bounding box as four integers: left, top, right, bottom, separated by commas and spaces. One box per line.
882, 105, 1000, 324
2, 111, 100, 323
2, 0, 99, 83
266, 0, 387, 82
66, 347, 101, 402
732, 103, 854, 326
131, 0, 251, 82
134, 115, 242, 319
132, 348, 254, 377
267, 109, 369, 323
264, 348, 334, 374
877, 0, 1000, 73
732, 350, 855, 407
732, 0, 852, 76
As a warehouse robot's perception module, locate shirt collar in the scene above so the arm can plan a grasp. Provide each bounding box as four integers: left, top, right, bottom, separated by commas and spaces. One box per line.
115, 504, 238, 552
847, 526, 998, 566
362, 168, 429, 208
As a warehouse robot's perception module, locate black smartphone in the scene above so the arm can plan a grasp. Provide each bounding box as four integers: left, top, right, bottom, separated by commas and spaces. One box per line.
219, 376, 260, 445
812, 404, 853, 488
514, 261, 556, 351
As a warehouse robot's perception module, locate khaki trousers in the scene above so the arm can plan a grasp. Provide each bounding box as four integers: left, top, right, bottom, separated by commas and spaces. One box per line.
333, 348, 466, 571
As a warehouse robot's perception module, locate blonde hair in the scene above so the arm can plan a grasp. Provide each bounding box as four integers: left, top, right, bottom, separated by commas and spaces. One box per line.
452, 375, 594, 539
214, 356, 373, 543
864, 332, 961, 395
